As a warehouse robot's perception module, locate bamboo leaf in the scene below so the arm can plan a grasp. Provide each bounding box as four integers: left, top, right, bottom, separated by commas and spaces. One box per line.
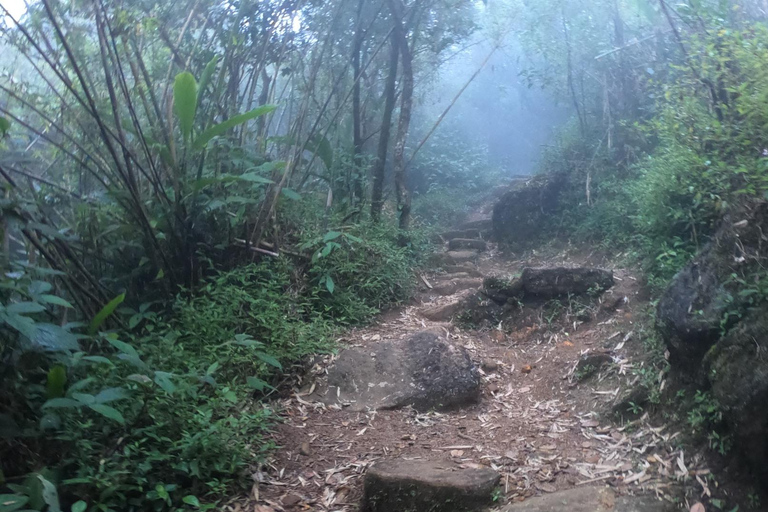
192, 104, 277, 150
89, 294, 125, 335
173, 72, 198, 143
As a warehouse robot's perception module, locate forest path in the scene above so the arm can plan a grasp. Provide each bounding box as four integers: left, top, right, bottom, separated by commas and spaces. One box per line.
243, 208, 707, 512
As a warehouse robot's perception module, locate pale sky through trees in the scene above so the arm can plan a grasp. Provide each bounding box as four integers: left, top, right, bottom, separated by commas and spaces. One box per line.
1, 0, 27, 24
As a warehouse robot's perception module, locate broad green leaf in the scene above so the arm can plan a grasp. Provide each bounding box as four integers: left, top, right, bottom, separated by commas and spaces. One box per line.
88, 404, 125, 424
174, 72, 198, 143
71, 501, 87, 512
82, 356, 113, 366
37, 475, 61, 512
182, 495, 200, 507
246, 377, 269, 391
255, 352, 282, 370
25, 324, 79, 352
192, 104, 277, 150
7, 302, 46, 314
94, 387, 129, 404
325, 275, 335, 294
153, 371, 176, 394
0, 117, 10, 136
306, 133, 333, 170
89, 293, 125, 335
322, 231, 342, 242
206, 362, 219, 375
197, 56, 219, 105
39, 413, 61, 430
72, 393, 96, 405
46, 365, 67, 398
40, 295, 74, 309
0, 494, 27, 512
281, 188, 302, 201
238, 173, 273, 184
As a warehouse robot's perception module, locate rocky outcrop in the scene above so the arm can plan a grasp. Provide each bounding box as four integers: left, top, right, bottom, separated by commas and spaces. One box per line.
657, 201, 768, 369
704, 303, 768, 480
492, 173, 566, 245
362, 459, 499, 512
319, 331, 480, 411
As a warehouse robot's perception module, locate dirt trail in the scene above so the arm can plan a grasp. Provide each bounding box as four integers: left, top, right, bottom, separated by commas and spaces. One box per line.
240, 209, 711, 512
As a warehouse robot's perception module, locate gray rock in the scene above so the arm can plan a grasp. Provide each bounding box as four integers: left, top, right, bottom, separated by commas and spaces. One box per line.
657, 201, 768, 369
501, 487, 666, 512
445, 250, 480, 264
705, 303, 768, 481
442, 229, 482, 240
362, 459, 499, 512
320, 331, 480, 411
459, 218, 493, 231
431, 278, 483, 296
443, 265, 484, 278
448, 238, 488, 251
521, 267, 614, 298
493, 173, 566, 245
482, 276, 525, 305
575, 352, 613, 380
420, 301, 464, 321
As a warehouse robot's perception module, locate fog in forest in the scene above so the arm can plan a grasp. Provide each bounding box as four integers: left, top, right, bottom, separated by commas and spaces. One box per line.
417, 34, 570, 174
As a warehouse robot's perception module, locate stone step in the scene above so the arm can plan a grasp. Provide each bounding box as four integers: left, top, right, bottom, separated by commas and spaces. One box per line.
420, 300, 464, 321
445, 250, 480, 263
363, 459, 499, 512
458, 218, 492, 231
448, 238, 488, 251
501, 487, 665, 512
431, 278, 483, 296
442, 228, 482, 240
442, 265, 484, 278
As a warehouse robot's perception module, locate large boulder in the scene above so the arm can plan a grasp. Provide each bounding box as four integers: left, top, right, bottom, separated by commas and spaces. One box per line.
521, 267, 614, 298
362, 459, 499, 512
492, 173, 566, 245
705, 303, 768, 480
319, 331, 480, 411
657, 201, 768, 369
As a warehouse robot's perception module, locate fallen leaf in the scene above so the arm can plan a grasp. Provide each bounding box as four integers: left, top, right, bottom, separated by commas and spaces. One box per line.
690, 503, 705, 512
521, 365, 533, 374
450, 450, 465, 457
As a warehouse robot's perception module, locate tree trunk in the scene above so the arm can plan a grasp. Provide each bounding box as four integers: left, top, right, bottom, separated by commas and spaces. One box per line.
370, 31, 399, 223
388, 0, 414, 232
352, 0, 365, 207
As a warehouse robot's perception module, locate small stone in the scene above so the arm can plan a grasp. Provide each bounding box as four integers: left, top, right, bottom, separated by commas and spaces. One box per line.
299, 441, 311, 456
482, 359, 499, 372
280, 494, 302, 508
362, 459, 499, 512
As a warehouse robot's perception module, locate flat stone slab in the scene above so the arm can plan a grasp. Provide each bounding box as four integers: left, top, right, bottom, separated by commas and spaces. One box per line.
420, 301, 464, 321
363, 459, 499, 512
502, 487, 666, 512
449, 238, 488, 251
521, 267, 614, 298
442, 229, 482, 240
446, 250, 480, 263
317, 331, 480, 411
432, 278, 483, 296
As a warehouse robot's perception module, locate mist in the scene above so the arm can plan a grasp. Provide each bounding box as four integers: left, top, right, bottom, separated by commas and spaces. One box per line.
414, 30, 570, 175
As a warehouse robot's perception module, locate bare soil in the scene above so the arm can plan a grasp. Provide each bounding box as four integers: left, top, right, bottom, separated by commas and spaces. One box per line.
225, 209, 752, 512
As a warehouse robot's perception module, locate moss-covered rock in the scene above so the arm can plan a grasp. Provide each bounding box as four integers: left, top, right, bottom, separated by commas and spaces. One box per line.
492, 172, 566, 245
705, 303, 768, 481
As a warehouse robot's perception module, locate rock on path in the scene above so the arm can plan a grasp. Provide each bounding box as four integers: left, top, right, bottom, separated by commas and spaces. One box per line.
316, 331, 480, 411
362, 459, 499, 512
501, 487, 666, 512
